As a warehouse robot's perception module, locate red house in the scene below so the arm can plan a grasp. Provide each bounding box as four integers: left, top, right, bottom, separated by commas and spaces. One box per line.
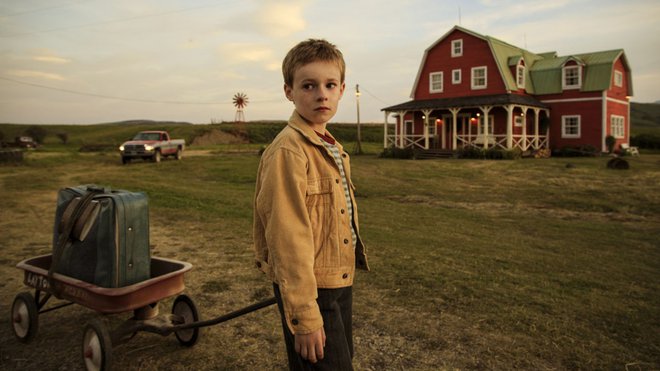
382, 25, 633, 154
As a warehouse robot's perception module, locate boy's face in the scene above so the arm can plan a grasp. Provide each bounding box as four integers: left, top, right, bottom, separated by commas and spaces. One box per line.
284, 60, 345, 130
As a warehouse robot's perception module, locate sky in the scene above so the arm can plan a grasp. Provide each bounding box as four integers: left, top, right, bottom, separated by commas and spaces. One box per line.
0, 0, 658, 125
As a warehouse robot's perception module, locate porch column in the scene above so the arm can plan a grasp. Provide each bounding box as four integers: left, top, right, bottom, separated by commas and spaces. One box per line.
505, 105, 514, 149
383, 111, 389, 149
398, 110, 407, 148
450, 108, 460, 150
545, 109, 550, 148
480, 106, 492, 149
422, 109, 433, 150
521, 106, 528, 151
533, 108, 540, 149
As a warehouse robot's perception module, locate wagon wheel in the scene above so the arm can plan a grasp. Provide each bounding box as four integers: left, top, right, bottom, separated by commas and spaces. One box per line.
11, 292, 39, 343
172, 294, 199, 346
82, 319, 112, 371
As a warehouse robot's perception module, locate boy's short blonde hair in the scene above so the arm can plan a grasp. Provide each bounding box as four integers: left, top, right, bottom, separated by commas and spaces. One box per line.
282, 39, 345, 87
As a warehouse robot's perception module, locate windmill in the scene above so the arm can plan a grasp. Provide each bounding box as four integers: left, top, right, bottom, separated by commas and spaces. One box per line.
233, 92, 249, 122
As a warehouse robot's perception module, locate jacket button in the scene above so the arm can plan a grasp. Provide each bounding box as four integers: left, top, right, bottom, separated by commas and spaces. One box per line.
342, 153, 347, 158
256, 261, 262, 268
342, 273, 348, 279
344, 239, 349, 244
292, 319, 299, 325
335, 179, 340, 184
341, 209, 345, 214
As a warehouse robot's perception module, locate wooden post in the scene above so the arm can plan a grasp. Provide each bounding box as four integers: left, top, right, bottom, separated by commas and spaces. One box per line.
450, 108, 460, 150
480, 106, 492, 149
533, 108, 540, 149
506, 105, 513, 149
383, 111, 389, 149
422, 109, 433, 150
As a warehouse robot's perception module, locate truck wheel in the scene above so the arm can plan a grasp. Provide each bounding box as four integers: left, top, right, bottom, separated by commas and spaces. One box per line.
175, 148, 182, 160
121, 157, 130, 165
153, 150, 161, 163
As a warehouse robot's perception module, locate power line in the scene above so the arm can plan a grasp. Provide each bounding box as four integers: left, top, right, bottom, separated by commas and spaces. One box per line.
359, 86, 391, 106
0, 75, 235, 105
0, 2, 227, 38
2, 0, 95, 17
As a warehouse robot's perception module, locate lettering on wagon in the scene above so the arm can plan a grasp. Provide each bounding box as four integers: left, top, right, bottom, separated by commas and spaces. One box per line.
61, 285, 90, 301
26, 272, 50, 290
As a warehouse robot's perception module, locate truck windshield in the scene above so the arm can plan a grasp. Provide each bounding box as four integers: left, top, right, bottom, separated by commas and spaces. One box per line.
133, 132, 161, 141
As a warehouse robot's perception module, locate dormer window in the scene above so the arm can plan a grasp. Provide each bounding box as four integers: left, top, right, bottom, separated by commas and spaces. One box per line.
451, 39, 463, 57
562, 65, 582, 89
516, 61, 525, 89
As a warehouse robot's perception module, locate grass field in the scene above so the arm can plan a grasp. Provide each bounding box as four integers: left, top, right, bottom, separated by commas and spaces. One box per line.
1, 146, 659, 370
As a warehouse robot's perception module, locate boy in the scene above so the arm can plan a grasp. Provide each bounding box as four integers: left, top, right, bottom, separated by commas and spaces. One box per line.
253, 39, 369, 370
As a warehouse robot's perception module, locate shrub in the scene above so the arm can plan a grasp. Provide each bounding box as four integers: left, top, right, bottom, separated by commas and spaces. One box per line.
605, 135, 616, 153
554, 145, 599, 157
458, 146, 484, 159
379, 145, 414, 159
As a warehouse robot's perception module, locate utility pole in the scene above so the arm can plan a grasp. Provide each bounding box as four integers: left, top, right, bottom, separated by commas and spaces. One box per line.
355, 84, 363, 155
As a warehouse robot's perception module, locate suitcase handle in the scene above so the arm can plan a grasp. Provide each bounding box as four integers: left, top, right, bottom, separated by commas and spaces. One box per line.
86, 185, 105, 193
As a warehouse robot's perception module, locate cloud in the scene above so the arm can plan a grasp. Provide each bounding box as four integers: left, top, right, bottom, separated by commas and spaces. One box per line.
218, 43, 274, 63
7, 69, 65, 81
33, 55, 71, 64
254, 1, 308, 37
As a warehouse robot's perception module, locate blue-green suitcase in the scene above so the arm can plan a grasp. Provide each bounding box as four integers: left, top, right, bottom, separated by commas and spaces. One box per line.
51, 185, 150, 288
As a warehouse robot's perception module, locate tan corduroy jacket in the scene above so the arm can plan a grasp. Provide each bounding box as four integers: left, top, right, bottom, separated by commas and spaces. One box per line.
253, 110, 369, 335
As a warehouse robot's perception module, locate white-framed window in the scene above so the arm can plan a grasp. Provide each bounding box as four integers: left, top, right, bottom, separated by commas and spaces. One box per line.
429, 72, 443, 93
562, 65, 581, 89
516, 63, 525, 89
452, 69, 461, 84
514, 116, 524, 127
611, 115, 625, 138
471, 66, 487, 89
614, 70, 623, 88
428, 117, 437, 136
561, 115, 581, 138
478, 115, 495, 135
451, 39, 463, 57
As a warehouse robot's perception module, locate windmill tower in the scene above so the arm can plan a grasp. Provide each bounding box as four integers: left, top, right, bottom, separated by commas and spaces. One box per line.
233, 92, 249, 122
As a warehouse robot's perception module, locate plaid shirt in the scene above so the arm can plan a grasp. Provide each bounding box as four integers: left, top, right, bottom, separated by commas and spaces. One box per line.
318, 135, 357, 249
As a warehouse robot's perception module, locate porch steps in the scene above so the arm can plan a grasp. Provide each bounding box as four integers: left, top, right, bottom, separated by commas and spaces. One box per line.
413, 149, 455, 159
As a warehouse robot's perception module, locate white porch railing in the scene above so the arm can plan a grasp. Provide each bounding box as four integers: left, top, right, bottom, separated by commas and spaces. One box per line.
388, 134, 549, 150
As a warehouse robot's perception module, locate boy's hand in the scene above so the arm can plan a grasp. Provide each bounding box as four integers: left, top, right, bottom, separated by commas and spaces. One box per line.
294, 327, 326, 363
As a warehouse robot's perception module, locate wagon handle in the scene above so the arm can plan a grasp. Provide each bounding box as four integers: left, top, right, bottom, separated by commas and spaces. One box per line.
171, 296, 277, 331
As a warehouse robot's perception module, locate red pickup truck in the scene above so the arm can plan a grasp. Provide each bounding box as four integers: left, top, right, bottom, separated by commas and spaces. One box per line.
119, 131, 185, 164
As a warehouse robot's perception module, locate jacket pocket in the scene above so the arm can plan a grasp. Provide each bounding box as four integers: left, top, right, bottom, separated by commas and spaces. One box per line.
305, 178, 339, 268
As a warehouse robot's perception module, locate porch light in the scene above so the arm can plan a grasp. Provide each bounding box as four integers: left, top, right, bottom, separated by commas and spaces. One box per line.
436, 119, 443, 125
520, 113, 525, 117
422, 115, 426, 119
476, 113, 481, 117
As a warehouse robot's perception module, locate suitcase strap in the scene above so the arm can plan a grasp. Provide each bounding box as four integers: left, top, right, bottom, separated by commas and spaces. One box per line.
49, 189, 102, 297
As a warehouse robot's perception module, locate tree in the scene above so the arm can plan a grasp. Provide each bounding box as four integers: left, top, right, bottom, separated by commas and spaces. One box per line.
56, 132, 69, 144
24, 125, 48, 144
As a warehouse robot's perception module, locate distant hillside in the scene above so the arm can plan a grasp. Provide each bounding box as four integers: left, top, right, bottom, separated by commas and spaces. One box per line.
96, 119, 194, 126
631, 102, 660, 135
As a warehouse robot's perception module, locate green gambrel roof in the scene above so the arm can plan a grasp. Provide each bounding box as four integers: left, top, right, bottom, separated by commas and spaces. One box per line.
449, 26, 632, 96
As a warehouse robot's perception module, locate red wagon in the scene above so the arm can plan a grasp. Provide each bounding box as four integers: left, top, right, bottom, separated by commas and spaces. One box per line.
11, 254, 276, 371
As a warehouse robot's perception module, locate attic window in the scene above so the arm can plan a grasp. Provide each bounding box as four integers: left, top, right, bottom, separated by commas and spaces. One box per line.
562, 65, 581, 89
451, 39, 463, 57
430, 72, 443, 93
516, 63, 525, 89
614, 70, 623, 87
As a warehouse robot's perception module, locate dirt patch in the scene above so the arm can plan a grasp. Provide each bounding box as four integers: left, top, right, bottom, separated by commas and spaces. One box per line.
191, 129, 247, 146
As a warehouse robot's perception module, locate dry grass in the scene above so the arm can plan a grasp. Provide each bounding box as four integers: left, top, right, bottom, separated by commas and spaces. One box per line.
1, 150, 659, 370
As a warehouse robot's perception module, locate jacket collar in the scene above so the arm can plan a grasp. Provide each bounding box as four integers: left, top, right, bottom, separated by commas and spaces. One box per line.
287, 110, 343, 151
